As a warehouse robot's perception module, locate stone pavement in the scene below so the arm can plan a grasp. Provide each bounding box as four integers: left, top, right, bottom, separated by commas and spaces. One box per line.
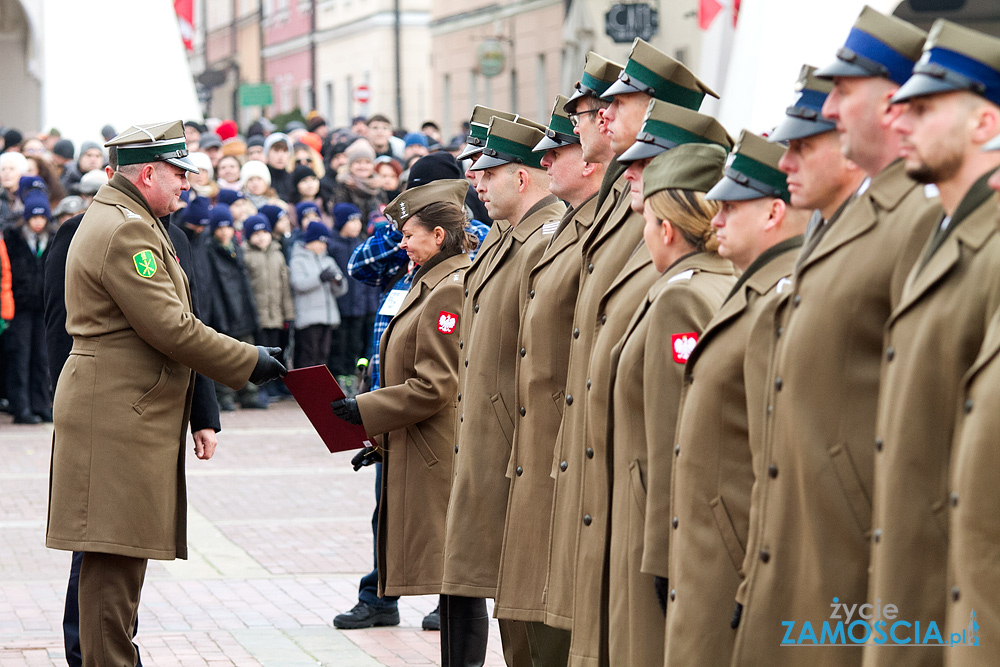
0, 401, 506, 666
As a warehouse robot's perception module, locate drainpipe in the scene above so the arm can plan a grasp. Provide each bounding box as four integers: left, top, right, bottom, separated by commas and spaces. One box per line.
394, 0, 402, 127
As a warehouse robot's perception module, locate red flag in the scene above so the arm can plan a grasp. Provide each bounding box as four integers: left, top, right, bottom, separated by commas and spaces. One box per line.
174, 0, 194, 51
698, 0, 723, 30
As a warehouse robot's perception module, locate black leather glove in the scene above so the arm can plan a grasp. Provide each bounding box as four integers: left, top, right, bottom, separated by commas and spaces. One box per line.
351, 445, 383, 471
248, 346, 287, 385
331, 397, 363, 425
654, 576, 669, 615
319, 268, 341, 283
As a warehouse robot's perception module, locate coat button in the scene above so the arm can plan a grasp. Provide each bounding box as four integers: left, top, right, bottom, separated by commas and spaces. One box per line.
586, 379, 591, 390
875, 437, 883, 452
768, 464, 778, 478
793, 294, 801, 307
669, 589, 676, 601
950, 492, 959, 508
672, 517, 678, 529
464, 359, 468, 367
886, 346, 895, 362
586, 448, 594, 459
600, 314, 607, 325
583, 514, 592, 526
529, 289, 535, 299
767, 405, 773, 415
873, 528, 882, 543
464, 288, 469, 297
474, 304, 479, 313
566, 395, 573, 406
459, 340, 464, 349
516, 466, 523, 476
964, 398, 974, 414
520, 347, 526, 357
455, 445, 459, 453
460, 414, 464, 423
457, 393, 462, 402
776, 326, 783, 338
674, 444, 680, 456
573, 328, 580, 339
759, 549, 770, 563
774, 377, 783, 391
951, 586, 960, 602
519, 407, 526, 417
588, 263, 594, 274
560, 461, 568, 472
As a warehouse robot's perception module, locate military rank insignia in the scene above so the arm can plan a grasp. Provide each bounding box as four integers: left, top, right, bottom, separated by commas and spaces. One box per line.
437, 311, 458, 334
671, 332, 698, 363
132, 250, 157, 278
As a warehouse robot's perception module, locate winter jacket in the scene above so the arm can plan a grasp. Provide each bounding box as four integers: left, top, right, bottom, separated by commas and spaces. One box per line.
4, 224, 50, 313
243, 240, 295, 329
289, 242, 348, 328
328, 234, 379, 318
205, 239, 259, 338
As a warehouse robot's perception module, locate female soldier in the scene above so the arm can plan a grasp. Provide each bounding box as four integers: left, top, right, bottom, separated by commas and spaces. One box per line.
329, 179, 475, 608
607, 143, 738, 665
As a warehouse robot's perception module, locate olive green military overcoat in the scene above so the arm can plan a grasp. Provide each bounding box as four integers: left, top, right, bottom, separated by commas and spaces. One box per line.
495, 195, 597, 622
608, 251, 737, 667
663, 240, 799, 667
356, 251, 470, 597
730, 160, 940, 667
46, 178, 258, 561
947, 304, 1000, 667
545, 169, 638, 632
866, 180, 1000, 667
441, 195, 566, 598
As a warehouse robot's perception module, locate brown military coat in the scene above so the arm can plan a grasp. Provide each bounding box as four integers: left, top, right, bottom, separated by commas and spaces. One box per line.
731, 160, 941, 667
947, 305, 1000, 667
46, 177, 258, 561
545, 169, 636, 631
441, 195, 566, 597
495, 194, 597, 621
663, 239, 800, 667
356, 251, 470, 597
609, 251, 737, 667
866, 178, 1000, 667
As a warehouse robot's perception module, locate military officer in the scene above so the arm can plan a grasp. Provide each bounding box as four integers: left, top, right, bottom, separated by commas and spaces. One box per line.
947, 135, 1000, 667
663, 132, 808, 667
492, 94, 607, 667
600, 100, 732, 667
609, 138, 739, 667
866, 21, 1000, 667
441, 116, 565, 667
458, 105, 519, 191
543, 41, 718, 667
729, 9, 941, 667
46, 121, 286, 667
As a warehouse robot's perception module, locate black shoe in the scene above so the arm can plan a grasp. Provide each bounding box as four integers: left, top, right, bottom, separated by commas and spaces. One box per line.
13, 411, 42, 424
333, 601, 400, 629
219, 399, 237, 412
422, 605, 440, 631
36, 410, 53, 423
240, 396, 269, 410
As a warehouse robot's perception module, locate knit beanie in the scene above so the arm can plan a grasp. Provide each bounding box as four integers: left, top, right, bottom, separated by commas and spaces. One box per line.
333, 202, 362, 231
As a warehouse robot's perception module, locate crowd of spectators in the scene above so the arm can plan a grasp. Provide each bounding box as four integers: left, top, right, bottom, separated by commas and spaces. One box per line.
0, 113, 476, 420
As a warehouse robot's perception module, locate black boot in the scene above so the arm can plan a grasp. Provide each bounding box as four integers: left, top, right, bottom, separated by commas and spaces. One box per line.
440, 595, 488, 667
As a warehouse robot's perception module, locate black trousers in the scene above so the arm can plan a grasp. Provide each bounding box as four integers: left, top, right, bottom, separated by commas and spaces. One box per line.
4, 309, 50, 416
328, 315, 369, 375
295, 324, 332, 369
439, 595, 488, 667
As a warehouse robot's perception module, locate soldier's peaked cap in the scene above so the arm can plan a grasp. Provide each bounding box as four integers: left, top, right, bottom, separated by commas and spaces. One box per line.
535, 95, 581, 151
642, 142, 728, 200
602, 38, 719, 110
383, 178, 469, 228
618, 99, 733, 163
770, 65, 837, 143
707, 130, 790, 203
457, 106, 518, 161
564, 52, 624, 113
471, 117, 546, 171
105, 120, 199, 173
814, 6, 926, 86
891, 20, 1000, 107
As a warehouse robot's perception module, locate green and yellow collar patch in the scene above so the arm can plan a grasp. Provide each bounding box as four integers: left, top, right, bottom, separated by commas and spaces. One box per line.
133, 250, 157, 278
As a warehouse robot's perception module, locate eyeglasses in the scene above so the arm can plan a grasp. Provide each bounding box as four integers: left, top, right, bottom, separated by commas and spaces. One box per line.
569, 109, 601, 127
296, 157, 312, 165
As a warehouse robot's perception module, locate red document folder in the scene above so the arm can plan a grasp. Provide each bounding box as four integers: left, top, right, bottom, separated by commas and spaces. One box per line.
283, 365, 371, 453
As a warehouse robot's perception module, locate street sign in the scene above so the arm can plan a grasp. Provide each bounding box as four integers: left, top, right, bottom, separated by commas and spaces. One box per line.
239, 83, 273, 107
605, 3, 659, 43
477, 39, 506, 78
355, 84, 370, 105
